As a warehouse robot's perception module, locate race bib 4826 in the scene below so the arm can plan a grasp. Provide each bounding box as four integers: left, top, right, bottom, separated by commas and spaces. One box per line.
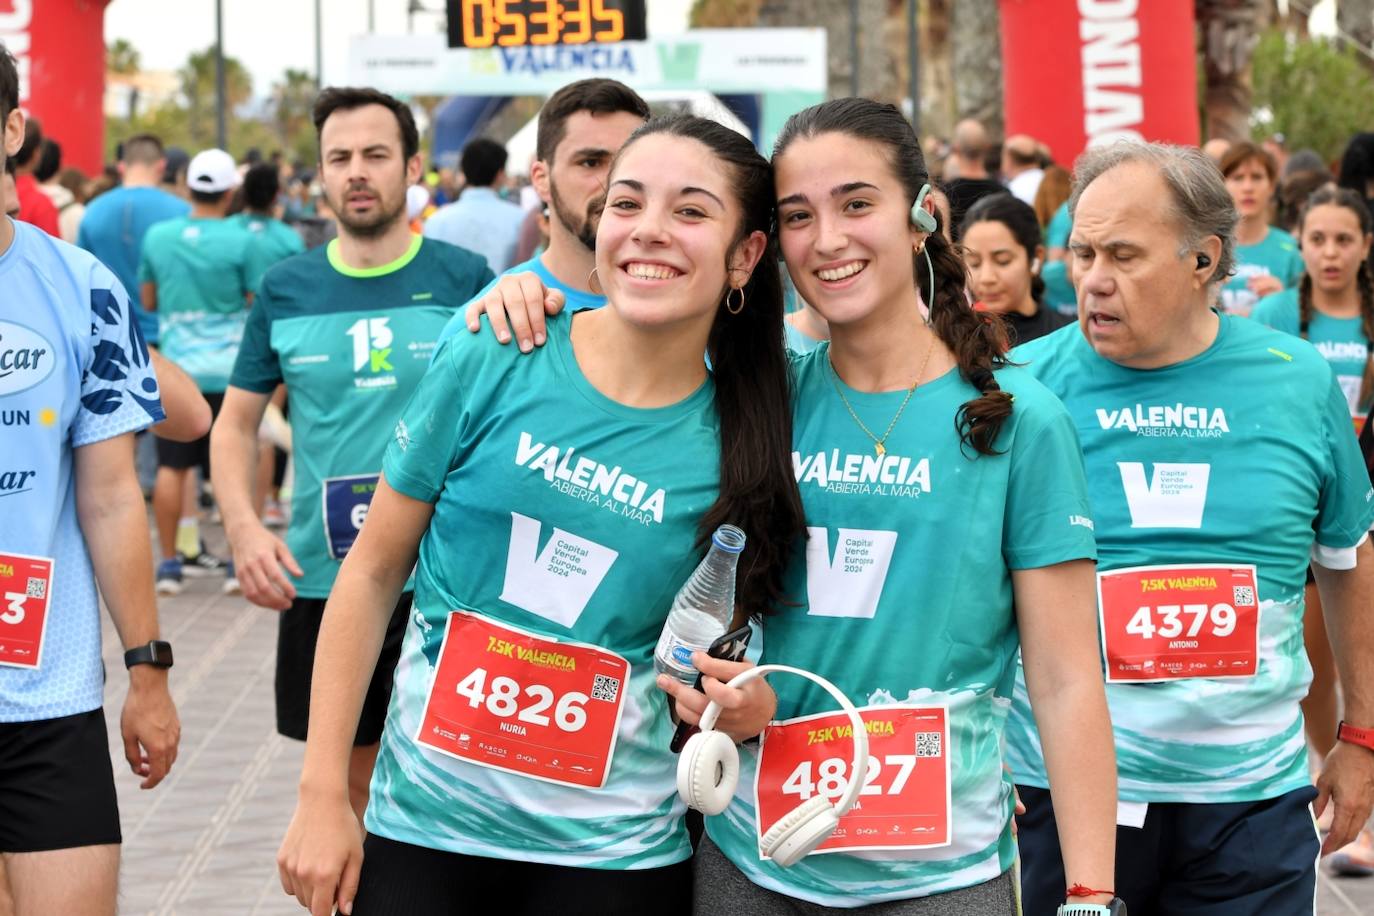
417, 612, 630, 789
1099, 564, 1260, 682
0, 552, 55, 670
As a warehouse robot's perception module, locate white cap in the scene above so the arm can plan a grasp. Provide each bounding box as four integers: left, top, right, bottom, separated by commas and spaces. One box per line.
187, 149, 241, 193
406, 184, 430, 221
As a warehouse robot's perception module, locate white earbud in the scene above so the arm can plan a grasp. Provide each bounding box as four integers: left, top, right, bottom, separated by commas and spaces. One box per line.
676, 664, 870, 868
1031, 258, 1041, 273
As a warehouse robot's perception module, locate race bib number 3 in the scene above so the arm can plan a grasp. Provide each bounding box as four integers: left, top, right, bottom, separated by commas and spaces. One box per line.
322, 474, 379, 560
417, 612, 630, 789
0, 552, 55, 670
754, 705, 950, 856
1099, 564, 1261, 682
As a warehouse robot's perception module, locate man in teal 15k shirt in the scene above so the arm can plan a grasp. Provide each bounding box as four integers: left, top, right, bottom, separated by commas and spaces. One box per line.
139, 147, 252, 594
211, 87, 492, 819
1007, 142, 1374, 915
438, 78, 650, 349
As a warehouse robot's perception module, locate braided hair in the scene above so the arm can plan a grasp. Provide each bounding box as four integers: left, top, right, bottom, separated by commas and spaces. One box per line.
1297, 185, 1374, 409
774, 99, 1013, 456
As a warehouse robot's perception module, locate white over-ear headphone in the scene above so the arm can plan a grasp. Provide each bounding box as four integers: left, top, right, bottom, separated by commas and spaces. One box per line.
676, 664, 870, 868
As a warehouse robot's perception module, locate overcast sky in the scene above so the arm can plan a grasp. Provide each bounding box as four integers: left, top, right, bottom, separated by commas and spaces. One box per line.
104, 0, 692, 98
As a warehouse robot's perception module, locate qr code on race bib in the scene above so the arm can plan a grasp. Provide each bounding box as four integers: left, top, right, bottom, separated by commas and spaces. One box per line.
591, 674, 620, 703
915, 731, 942, 758
25, 577, 46, 600
1233, 585, 1255, 607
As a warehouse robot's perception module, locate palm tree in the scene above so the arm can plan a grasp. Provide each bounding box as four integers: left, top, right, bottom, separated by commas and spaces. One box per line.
179, 47, 254, 149
107, 38, 142, 76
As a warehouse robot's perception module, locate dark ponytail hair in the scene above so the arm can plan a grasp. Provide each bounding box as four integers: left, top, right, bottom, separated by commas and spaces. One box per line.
774, 98, 1013, 456
961, 192, 1047, 306
1297, 184, 1374, 409
610, 114, 805, 616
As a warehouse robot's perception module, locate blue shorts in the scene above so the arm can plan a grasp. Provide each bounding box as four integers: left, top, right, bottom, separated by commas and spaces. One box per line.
1015, 783, 1318, 915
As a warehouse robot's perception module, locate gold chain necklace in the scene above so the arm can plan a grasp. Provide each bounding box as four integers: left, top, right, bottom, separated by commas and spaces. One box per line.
827, 334, 936, 457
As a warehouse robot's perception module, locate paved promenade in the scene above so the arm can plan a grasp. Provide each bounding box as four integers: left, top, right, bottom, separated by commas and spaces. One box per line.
98, 526, 1374, 915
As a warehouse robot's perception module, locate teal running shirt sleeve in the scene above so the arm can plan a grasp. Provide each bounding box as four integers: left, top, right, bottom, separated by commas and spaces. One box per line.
1004, 406, 1096, 569
1314, 369, 1374, 552
382, 338, 467, 501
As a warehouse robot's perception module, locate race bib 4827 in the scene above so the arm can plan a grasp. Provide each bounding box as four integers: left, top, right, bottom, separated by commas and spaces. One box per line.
1099, 564, 1261, 682
754, 704, 950, 856
417, 612, 630, 789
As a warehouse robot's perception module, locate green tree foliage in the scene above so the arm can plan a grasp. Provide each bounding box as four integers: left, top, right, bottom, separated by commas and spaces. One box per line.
104, 45, 326, 167
107, 38, 141, 75
1251, 28, 1374, 163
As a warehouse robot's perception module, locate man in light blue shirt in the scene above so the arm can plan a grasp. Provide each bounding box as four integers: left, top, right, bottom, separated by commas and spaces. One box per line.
0, 46, 179, 914
423, 137, 523, 274
76, 134, 190, 347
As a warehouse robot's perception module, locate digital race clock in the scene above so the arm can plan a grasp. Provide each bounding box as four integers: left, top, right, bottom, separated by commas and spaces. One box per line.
446, 0, 648, 49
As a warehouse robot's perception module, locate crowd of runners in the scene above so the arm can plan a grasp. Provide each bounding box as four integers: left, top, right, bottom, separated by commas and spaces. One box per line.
4, 34, 1374, 916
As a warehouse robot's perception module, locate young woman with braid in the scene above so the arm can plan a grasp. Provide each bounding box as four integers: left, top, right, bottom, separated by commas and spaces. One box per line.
659, 96, 1117, 916
1252, 185, 1374, 874
465, 99, 1117, 914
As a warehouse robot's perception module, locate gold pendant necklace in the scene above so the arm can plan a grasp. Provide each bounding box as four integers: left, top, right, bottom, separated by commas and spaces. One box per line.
828, 333, 936, 457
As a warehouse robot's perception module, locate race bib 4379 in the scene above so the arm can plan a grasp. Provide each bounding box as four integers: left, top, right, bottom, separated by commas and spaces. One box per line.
1099, 564, 1260, 682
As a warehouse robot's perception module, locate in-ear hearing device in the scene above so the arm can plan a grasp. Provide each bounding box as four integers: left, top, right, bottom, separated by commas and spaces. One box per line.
1031, 258, 1042, 273
1196, 253, 1212, 269
676, 664, 870, 868
910, 184, 938, 234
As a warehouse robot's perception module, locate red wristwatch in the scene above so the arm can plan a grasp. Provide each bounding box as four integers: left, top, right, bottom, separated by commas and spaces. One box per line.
1337, 721, 1374, 752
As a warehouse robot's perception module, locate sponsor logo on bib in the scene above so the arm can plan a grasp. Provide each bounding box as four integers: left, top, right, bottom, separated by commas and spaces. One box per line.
0, 322, 55, 397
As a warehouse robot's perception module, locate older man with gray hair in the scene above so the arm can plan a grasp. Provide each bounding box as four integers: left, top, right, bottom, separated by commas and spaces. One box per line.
1004, 141, 1374, 915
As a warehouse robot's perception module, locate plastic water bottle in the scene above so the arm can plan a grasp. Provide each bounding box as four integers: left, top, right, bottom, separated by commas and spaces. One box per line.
654, 524, 746, 684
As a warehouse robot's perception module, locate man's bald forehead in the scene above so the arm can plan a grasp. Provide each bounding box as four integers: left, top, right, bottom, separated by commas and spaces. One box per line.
954, 119, 988, 155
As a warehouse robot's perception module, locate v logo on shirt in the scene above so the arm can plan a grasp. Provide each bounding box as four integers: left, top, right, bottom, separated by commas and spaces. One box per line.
1118, 462, 1211, 529
499, 513, 619, 628
804, 527, 898, 619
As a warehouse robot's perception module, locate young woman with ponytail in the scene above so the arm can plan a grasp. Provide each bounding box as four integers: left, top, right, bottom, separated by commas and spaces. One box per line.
275, 114, 805, 916
658, 96, 1117, 916
464, 100, 1117, 915
1251, 184, 1374, 875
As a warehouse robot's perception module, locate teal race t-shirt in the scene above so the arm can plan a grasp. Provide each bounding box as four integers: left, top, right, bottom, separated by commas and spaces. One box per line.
1005, 317, 1374, 803
228, 235, 493, 598
1043, 202, 1077, 316
436, 253, 606, 347
368, 310, 722, 869
238, 213, 306, 293
1253, 287, 1370, 424
707, 348, 1097, 907
137, 216, 253, 392
1220, 227, 1304, 317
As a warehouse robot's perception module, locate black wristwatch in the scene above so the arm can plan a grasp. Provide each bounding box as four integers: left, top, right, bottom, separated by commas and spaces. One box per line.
124, 640, 174, 670
1058, 899, 1127, 916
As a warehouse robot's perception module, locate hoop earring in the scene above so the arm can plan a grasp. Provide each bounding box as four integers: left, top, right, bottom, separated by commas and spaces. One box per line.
725, 287, 745, 315
587, 267, 604, 296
